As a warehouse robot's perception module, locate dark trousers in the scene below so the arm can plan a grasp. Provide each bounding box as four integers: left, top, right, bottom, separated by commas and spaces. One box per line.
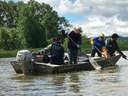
91, 49, 102, 57
108, 50, 115, 56
51, 57, 64, 65
107, 48, 116, 56
68, 49, 78, 64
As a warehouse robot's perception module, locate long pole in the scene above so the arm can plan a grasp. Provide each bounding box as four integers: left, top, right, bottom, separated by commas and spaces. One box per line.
66, 35, 88, 57
66, 33, 101, 70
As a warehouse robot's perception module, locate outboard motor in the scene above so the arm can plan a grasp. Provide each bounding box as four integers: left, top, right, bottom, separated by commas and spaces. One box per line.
16, 50, 34, 74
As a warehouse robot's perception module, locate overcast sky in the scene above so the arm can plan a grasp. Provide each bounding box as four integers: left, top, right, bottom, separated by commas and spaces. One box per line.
6, 0, 128, 37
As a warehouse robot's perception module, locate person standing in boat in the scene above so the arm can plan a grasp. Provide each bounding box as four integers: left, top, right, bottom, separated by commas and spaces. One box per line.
67, 26, 82, 64
50, 36, 64, 65
90, 33, 108, 59
106, 33, 127, 59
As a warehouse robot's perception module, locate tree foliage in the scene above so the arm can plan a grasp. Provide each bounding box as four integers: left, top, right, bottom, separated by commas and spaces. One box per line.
0, 27, 20, 50
0, 0, 71, 49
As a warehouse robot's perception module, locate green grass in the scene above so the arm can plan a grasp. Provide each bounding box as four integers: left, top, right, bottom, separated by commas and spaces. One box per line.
0, 48, 42, 58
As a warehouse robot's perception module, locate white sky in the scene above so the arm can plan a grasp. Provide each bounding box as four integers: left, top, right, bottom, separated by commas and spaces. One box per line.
7, 0, 128, 37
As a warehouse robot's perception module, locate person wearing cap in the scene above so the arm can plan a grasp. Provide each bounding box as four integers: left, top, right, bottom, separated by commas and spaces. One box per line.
106, 33, 127, 59
90, 33, 108, 59
67, 26, 82, 64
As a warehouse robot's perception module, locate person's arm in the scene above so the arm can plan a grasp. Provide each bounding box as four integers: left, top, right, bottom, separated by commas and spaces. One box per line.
91, 37, 99, 46
90, 37, 94, 45
116, 43, 127, 59
40, 44, 52, 54
76, 35, 82, 49
62, 47, 64, 58
78, 35, 82, 45
105, 39, 111, 48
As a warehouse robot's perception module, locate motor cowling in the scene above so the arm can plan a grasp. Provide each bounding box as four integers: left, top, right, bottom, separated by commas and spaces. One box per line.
16, 50, 32, 62
16, 50, 34, 74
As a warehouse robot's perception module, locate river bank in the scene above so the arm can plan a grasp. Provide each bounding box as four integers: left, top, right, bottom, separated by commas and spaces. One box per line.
0, 45, 128, 58
0, 48, 42, 58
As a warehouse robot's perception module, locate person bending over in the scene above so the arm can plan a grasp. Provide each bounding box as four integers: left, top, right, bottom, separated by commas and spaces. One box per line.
90, 33, 108, 59
106, 33, 127, 59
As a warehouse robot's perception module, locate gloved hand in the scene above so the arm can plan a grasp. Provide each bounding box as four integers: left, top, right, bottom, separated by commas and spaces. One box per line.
122, 54, 127, 59
41, 51, 45, 54
76, 44, 80, 49
37, 51, 44, 55
60, 30, 67, 37
32, 51, 37, 55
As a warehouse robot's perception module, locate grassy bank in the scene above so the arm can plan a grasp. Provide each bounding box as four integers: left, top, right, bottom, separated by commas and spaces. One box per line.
0, 47, 91, 58
0, 48, 42, 58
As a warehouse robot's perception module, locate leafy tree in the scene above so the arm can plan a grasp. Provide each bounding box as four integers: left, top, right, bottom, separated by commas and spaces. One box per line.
17, 0, 46, 48
0, 28, 10, 50
0, 1, 6, 27
17, 0, 70, 48
8, 29, 21, 49
41, 12, 58, 40
0, 27, 21, 50
0, 0, 70, 49
0, 1, 18, 28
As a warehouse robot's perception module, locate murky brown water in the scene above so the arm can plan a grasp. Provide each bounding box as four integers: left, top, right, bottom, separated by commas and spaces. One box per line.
0, 51, 128, 96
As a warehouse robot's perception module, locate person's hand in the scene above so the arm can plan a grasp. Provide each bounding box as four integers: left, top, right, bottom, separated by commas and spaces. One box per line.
122, 54, 127, 59
102, 52, 108, 60
76, 44, 80, 49
60, 30, 67, 37
32, 51, 37, 55
38, 51, 45, 55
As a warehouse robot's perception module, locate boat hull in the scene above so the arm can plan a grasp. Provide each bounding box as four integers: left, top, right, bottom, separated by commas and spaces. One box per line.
10, 54, 121, 74
34, 62, 94, 74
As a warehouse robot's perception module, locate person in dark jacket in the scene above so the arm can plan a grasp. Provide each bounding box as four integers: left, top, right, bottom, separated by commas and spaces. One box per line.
50, 36, 64, 65
106, 33, 127, 59
33, 36, 64, 64
68, 26, 82, 64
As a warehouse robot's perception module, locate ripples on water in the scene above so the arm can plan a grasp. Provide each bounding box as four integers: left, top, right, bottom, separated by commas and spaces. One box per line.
0, 51, 128, 96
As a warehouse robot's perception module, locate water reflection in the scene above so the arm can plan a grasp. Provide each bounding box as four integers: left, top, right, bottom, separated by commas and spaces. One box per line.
50, 72, 80, 95
69, 73, 80, 93
97, 66, 121, 84
52, 74, 65, 86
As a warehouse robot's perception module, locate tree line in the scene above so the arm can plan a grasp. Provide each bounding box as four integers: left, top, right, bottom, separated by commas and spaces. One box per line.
0, 0, 71, 50
1, 0, 127, 52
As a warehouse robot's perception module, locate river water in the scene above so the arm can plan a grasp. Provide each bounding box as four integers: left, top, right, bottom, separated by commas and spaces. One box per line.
0, 51, 128, 96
